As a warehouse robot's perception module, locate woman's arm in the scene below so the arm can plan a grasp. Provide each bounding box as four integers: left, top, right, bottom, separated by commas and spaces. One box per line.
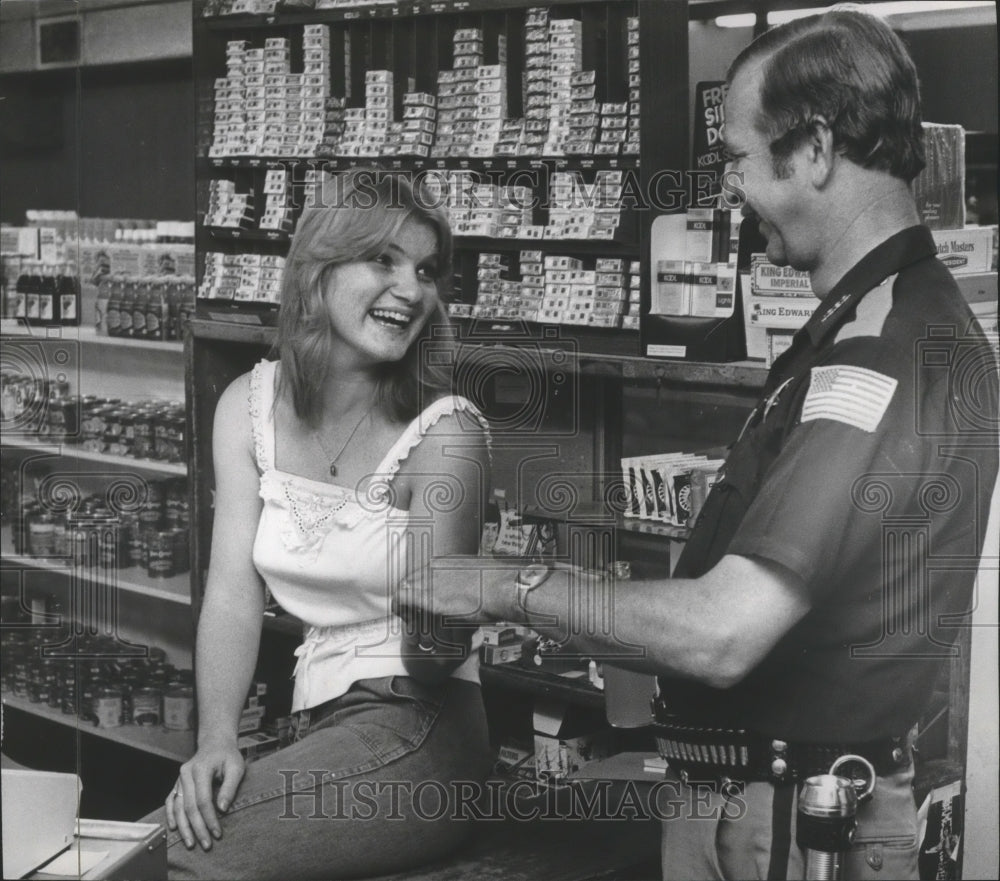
396, 413, 490, 684
167, 373, 267, 851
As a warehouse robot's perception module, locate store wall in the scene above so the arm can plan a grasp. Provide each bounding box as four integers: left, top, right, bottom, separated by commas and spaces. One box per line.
0, 60, 194, 224
687, 19, 999, 155
903, 24, 998, 133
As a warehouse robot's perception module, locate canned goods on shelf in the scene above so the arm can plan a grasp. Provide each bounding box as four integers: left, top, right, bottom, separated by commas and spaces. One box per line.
28, 513, 56, 557
171, 527, 190, 574
132, 409, 157, 459
610, 560, 632, 580
50, 516, 70, 557
47, 395, 80, 442
147, 530, 177, 578
78, 686, 98, 725
94, 687, 124, 728
162, 684, 195, 731
132, 686, 162, 726
61, 689, 78, 715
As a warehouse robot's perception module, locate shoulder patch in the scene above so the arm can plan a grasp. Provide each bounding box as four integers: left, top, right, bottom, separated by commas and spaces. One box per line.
834, 275, 896, 344
801, 364, 898, 433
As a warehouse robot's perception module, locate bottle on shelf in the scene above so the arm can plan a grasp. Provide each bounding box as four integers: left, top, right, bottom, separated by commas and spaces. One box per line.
146, 278, 170, 342
131, 278, 149, 340
24, 262, 42, 322
106, 276, 123, 337
58, 264, 81, 327
118, 277, 136, 338
95, 275, 112, 335
175, 277, 196, 341
11, 263, 31, 319
38, 265, 58, 324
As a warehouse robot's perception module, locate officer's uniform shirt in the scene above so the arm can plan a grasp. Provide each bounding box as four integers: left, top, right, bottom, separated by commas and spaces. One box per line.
660, 226, 998, 743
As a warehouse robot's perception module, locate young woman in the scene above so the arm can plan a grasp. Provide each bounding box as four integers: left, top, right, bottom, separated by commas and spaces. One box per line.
159, 170, 493, 880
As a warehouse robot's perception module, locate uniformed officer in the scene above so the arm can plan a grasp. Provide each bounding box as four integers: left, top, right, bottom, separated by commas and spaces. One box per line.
405, 8, 998, 880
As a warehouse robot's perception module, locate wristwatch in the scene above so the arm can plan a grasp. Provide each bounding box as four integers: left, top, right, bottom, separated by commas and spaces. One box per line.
515, 562, 551, 610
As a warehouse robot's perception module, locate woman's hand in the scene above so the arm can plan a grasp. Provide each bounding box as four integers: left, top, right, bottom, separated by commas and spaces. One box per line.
166, 740, 245, 851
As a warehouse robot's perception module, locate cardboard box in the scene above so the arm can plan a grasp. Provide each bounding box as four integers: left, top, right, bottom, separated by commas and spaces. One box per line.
532, 698, 612, 782
931, 226, 997, 274
482, 642, 523, 665
750, 295, 819, 329
750, 253, 816, 297
954, 271, 998, 305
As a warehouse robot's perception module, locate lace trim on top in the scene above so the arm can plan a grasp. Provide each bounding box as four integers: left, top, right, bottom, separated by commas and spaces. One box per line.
248, 360, 271, 473
248, 360, 490, 562
378, 395, 493, 481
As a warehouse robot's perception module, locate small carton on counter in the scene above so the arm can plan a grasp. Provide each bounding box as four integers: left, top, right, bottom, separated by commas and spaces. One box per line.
533, 697, 612, 783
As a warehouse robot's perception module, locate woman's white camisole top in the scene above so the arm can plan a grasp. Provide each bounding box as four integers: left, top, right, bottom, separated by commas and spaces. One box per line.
248, 359, 488, 712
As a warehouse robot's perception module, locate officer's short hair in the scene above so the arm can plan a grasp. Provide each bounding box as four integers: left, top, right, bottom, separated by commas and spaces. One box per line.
727, 6, 925, 182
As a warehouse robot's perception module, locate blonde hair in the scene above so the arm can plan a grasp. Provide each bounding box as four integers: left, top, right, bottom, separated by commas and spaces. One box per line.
275, 169, 455, 425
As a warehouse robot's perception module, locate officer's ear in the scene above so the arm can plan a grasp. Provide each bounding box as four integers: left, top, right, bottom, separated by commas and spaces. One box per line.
802, 116, 836, 188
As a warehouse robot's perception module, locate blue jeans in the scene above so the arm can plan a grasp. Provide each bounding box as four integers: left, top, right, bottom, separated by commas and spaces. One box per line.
148, 676, 492, 880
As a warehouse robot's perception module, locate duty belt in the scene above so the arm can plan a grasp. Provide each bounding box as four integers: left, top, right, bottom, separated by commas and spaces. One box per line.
652, 704, 911, 786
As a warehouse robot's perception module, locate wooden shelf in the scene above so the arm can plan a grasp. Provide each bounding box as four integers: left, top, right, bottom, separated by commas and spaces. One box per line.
205, 225, 290, 243
522, 503, 691, 539
0, 322, 184, 353
188, 318, 768, 389
2, 440, 187, 477
1, 529, 192, 606
2, 692, 194, 764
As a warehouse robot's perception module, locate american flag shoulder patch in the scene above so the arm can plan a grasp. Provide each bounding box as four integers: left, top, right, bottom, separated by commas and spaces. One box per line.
801, 364, 898, 433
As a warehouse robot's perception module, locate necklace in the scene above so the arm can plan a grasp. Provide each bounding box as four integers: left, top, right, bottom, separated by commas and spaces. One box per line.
312, 404, 375, 477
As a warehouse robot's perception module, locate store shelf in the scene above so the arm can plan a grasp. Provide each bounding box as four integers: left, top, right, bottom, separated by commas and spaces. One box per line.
1, 529, 192, 606
201, 0, 634, 27
523, 503, 691, 539
188, 317, 277, 346
2, 440, 187, 477
203, 227, 636, 253
199, 155, 638, 174
0, 321, 184, 353
205, 226, 290, 243
480, 663, 604, 710
188, 318, 768, 388
616, 517, 690, 540
455, 236, 638, 255
1, 692, 195, 763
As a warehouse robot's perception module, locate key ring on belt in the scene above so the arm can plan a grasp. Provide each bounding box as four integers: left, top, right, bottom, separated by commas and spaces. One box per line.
829, 754, 877, 803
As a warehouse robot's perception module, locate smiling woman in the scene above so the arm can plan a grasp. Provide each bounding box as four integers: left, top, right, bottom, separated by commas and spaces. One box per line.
276, 170, 455, 427
143, 168, 495, 880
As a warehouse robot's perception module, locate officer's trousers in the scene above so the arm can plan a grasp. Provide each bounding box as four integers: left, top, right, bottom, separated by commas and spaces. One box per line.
660, 762, 919, 880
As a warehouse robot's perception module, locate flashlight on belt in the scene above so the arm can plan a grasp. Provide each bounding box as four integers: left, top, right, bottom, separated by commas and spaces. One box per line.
796, 755, 876, 880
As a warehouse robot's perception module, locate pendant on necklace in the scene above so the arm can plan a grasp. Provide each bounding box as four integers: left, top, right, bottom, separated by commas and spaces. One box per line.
329, 463, 338, 477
